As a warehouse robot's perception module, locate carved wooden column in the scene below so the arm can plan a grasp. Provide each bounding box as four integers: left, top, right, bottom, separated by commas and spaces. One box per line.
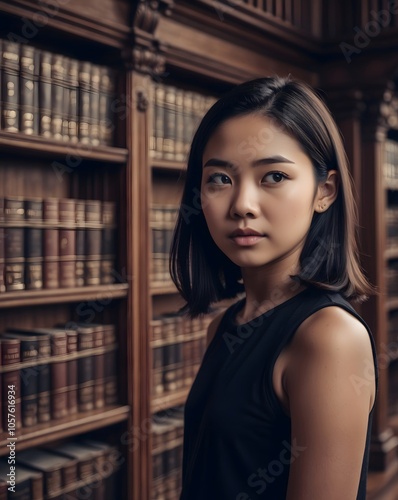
361, 85, 398, 471
124, 1, 172, 499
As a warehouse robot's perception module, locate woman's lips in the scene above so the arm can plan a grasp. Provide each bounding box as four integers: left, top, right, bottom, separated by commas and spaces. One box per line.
231, 235, 265, 246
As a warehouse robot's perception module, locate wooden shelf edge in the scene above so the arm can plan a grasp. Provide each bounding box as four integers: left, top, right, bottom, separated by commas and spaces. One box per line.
386, 297, 398, 312
151, 388, 188, 413
0, 131, 128, 163
0, 405, 130, 455
0, 283, 129, 308
150, 159, 187, 172
150, 283, 179, 295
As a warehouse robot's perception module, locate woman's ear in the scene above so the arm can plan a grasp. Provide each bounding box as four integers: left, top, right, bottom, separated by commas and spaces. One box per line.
314, 170, 339, 213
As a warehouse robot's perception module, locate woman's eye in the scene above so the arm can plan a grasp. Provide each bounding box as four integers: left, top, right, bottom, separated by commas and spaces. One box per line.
263, 172, 287, 184
207, 173, 231, 185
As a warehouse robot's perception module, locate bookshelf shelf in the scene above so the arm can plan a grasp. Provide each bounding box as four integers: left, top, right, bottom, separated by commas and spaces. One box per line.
385, 246, 398, 260
0, 405, 130, 455
150, 283, 179, 295
387, 297, 398, 312
151, 388, 189, 414
0, 131, 128, 163
0, 284, 129, 308
151, 160, 187, 172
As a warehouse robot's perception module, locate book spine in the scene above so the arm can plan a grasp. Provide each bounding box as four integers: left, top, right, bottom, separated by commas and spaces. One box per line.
154, 85, 165, 159
152, 345, 163, 396
67, 59, 79, 143
59, 199, 76, 288
79, 61, 91, 144
1, 41, 19, 132
37, 336, 51, 423
4, 197, 25, 291
19, 338, 39, 427
101, 201, 116, 285
150, 205, 165, 284
25, 199, 44, 290
43, 198, 60, 289
182, 90, 193, 158
50, 333, 68, 419
1, 339, 22, 430
51, 53, 66, 141
90, 64, 101, 146
93, 325, 105, 410
175, 88, 184, 161
104, 325, 117, 405
77, 327, 95, 411
75, 200, 86, 287
99, 67, 115, 146
67, 331, 78, 415
39, 50, 52, 138
85, 200, 102, 286
31, 473, 44, 500
163, 86, 176, 160
20, 45, 37, 135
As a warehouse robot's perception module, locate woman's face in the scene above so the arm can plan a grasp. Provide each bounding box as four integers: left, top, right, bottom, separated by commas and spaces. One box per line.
200, 113, 320, 270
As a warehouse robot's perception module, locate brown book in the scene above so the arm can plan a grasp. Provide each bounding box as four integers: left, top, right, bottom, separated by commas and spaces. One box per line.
163, 85, 177, 160
59, 198, 76, 288
48, 442, 99, 482
0, 479, 7, 500
66, 58, 79, 143
38, 50, 52, 138
90, 323, 105, 409
0, 460, 44, 500
1, 41, 19, 132
25, 198, 43, 290
5, 328, 51, 423
4, 197, 25, 291
20, 45, 39, 135
43, 198, 59, 289
182, 90, 194, 158
1, 332, 39, 427
66, 328, 78, 415
150, 205, 165, 284
0, 198, 5, 293
78, 61, 91, 144
85, 200, 102, 286
0, 338, 22, 430
154, 84, 165, 159
98, 66, 115, 146
76, 324, 95, 411
153, 345, 164, 396
51, 53, 66, 141
103, 324, 118, 405
175, 88, 184, 161
75, 200, 86, 287
101, 201, 116, 285
17, 448, 77, 498
90, 64, 101, 146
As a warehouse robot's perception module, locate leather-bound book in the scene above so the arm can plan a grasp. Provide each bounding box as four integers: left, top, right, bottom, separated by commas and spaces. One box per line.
1, 41, 19, 133
20, 45, 39, 135
150, 205, 165, 284
103, 323, 118, 405
99, 66, 115, 146
66, 328, 78, 415
0, 338, 22, 430
154, 84, 165, 159
6, 327, 51, 423
48, 442, 98, 482
0, 479, 7, 500
85, 200, 101, 286
76, 323, 95, 411
163, 85, 176, 160
58, 198, 76, 288
153, 345, 163, 396
182, 90, 193, 158
51, 53, 66, 141
17, 448, 77, 498
101, 201, 116, 285
0, 197, 5, 293
78, 61, 91, 144
66, 58, 79, 143
2, 332, 39, 427
75, 200, 86, 287
38, 50, 52, 139
90, 64, 101, 146
175, 88, 184, 161
4, 197, 25, 291
87, 323, 105, 409
25, 198, 43, 290
43, 198, 59, 289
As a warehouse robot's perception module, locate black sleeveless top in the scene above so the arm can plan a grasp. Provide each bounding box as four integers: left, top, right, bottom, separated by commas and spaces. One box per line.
180, 287, 379, 500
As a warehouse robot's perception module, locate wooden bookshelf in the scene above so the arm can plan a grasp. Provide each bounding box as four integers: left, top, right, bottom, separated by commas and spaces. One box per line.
151, 388, 189, 414
151, 159, 187, 172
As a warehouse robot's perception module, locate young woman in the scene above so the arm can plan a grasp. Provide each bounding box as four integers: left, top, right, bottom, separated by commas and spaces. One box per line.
170, 76, 378, 500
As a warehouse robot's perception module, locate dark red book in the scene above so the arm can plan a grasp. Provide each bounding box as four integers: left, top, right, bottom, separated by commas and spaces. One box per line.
1, 41, 19, 132
59, 198, 76, 288
43, 198, 59, 289
4, 197, 25, 291
0, 338, 22, 430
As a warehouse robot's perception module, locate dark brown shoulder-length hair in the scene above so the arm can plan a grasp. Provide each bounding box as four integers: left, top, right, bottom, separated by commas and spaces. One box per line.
170, 76, 373, 318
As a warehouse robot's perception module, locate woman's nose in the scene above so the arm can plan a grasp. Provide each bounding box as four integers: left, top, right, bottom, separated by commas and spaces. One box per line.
229, 183, 261, 219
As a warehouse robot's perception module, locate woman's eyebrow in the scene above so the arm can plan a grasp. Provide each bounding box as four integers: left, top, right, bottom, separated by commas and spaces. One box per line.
203, 156, 295, 168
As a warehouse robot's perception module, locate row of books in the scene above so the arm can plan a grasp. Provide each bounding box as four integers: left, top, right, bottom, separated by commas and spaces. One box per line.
149, 83, 216, 162
152, 407, 184, 500
389, 360, 398, 416
0, 438, 121, 499
384, 139, 398, 183
0, 323, 118, 433
387, 207, 398, 248
0, 39, 116, 146
150, 205, 178, 285
387, 261, 398, 296
0, 197, 117, 292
